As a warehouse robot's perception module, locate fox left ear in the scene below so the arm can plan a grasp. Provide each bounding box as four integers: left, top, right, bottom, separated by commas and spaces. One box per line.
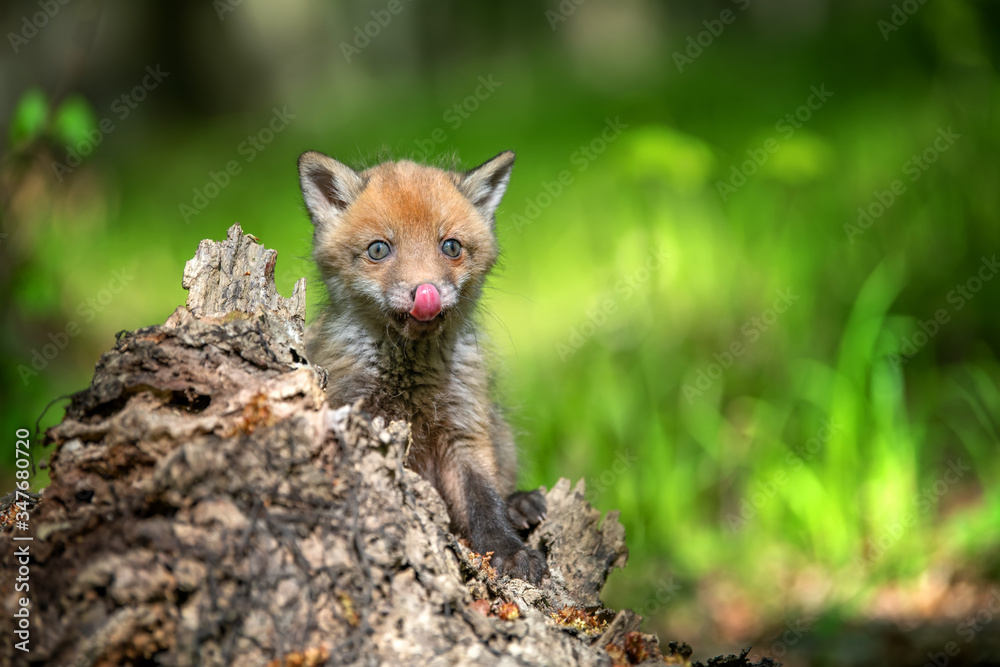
298, 151, 366, 228
458, 151, 515, 224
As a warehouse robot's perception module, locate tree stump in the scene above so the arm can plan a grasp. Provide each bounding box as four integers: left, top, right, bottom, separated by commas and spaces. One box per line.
0, 224, 777, 667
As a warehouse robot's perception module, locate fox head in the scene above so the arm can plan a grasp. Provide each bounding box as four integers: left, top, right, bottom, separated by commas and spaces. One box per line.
298, 151, 514, 340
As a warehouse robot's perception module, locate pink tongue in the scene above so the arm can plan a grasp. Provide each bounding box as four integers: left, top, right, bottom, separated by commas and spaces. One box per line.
410, 283, 442, 321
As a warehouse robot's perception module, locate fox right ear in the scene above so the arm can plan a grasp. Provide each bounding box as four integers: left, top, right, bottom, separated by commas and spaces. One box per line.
298, 151, 365, 226
458, 150, 515, 224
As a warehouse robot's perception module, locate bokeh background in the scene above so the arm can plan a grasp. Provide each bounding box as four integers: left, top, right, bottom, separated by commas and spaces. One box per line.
3, 0, 1000, 664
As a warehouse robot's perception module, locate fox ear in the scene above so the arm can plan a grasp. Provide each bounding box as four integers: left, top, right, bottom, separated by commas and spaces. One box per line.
298, 151, 365, 226
458, 150, 515, 224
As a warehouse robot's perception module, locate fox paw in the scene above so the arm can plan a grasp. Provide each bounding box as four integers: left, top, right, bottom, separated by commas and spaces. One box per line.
492, 544, 548, 585
506, 489, 547, 531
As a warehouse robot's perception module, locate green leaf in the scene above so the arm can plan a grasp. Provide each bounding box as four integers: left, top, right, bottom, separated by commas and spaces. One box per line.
52, 95, 99, 149
9, 87, 49, 147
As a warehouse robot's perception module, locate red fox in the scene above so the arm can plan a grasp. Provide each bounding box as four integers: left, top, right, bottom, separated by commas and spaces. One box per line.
298, 150, 547, 583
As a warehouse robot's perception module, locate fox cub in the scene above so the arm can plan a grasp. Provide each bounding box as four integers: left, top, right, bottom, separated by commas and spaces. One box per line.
297, 150, 547, 583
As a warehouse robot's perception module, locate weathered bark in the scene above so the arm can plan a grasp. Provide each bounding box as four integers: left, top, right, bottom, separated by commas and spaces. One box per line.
0, 224, 777, 667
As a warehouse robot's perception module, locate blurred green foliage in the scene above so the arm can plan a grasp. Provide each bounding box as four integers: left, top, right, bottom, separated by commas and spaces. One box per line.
2, 0, 999, 654
9, 88, 48, 147
9, 88, 98, 150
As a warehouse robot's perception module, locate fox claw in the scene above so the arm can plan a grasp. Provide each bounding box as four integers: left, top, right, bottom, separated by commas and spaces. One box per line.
506, 489, 547, 531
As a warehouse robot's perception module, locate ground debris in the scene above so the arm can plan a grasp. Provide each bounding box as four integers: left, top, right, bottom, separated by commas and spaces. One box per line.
550, 605, 612, 635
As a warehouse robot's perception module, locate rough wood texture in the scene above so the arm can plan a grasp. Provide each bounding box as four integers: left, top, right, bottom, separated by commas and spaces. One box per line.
182, 224, 306, 330
0, 225, 777, 667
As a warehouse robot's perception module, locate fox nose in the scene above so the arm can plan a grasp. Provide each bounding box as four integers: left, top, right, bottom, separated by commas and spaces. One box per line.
410, 283, 442, 321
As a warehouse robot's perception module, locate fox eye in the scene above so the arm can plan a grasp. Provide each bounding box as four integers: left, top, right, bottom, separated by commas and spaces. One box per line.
367, 241, 390, 261
441, 239, 462, 258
